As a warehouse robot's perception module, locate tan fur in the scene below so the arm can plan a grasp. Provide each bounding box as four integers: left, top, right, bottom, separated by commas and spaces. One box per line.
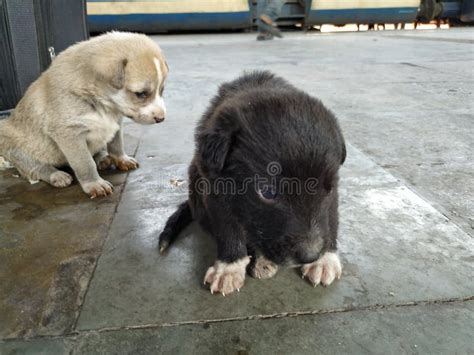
0, 32, 168, 198
250, 255, 279, 279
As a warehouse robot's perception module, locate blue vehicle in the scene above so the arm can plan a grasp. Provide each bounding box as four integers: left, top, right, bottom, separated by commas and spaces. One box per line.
86, 0, 473, 33
87, 0, 253, 32
305, 0, 420, 26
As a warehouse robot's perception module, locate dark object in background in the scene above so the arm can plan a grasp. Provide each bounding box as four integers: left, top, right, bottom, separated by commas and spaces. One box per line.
0, 0, 88, 113
461, 0, 474, 22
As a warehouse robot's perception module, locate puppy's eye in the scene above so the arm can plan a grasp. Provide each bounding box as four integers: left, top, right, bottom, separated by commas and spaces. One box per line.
258, 185, 278, 201
134, 91, 148, 99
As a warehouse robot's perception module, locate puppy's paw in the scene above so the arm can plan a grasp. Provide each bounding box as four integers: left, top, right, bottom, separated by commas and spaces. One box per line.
204, 257, 250, 296
249, 256, 279, 279
97, 155, 114, 171
49, 171, 73, 188
114, 155, 139, 171
301, 252, 342, 287
82, 179, 114, 199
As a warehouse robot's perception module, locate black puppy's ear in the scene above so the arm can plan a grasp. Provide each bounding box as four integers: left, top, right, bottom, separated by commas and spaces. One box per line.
199, 111, 239, 177
335, 124, 346, 165
200, 130, 233, 174
340, 139, 346, 165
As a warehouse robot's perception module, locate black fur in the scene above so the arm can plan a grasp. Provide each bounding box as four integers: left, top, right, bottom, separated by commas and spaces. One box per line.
159, 71, 346, 267
158, 201, 192, 253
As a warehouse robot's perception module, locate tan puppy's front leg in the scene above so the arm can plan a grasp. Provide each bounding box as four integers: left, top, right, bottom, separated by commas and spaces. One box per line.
106, 122, 139, 172
54, 136, 113, 198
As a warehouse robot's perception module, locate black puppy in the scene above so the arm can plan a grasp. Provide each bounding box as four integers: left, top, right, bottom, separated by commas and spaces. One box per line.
159, 71, 346, 296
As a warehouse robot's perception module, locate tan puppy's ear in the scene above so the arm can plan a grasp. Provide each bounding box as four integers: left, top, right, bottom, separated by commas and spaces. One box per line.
95, 58, 128, 90
110, 58, 128, 89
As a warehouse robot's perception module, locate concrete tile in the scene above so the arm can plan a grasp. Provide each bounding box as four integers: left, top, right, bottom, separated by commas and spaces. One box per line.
3, 302, 473, 354
338, 108, 473, 235
84, 302, 474, 354
0, 338, 72, 355
158, 30, 472, 83
0, 126, 140, 339
388, 161, 474, 234
76, 169, 473, 331
10, 302, 469, 355
0, 301, 474, 355
381, 28, 474, 42
318, 80, 473, 116
0, 173, 121, 339
339, 110, 473, 166
116, 162, 189, 212
341, 144, 398, 187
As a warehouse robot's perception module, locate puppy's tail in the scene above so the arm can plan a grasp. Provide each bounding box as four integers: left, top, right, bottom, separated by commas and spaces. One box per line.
158, 201, 193, 254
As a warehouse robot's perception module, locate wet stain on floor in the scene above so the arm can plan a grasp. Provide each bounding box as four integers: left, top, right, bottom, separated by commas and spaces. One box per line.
0, 132, 139, 339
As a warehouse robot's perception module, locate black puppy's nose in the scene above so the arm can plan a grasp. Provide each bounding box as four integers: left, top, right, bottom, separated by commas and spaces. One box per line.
154, 115, 165, 123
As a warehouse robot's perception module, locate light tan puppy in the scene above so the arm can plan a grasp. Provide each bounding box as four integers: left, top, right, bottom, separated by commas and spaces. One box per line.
0, 32, 168, 198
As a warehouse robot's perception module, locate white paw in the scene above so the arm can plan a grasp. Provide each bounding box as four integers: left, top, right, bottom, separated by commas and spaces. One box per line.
113, 155, 139, 171
0, 156, 14, 169
82, 178, 114, 198
250, 256, 279, 279
204, 257, 250, 296
49, 171, 73, 188
301, 252, 342, 287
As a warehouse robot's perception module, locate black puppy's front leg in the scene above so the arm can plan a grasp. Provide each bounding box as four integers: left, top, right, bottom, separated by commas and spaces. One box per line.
203, 212, 250, 296
301, 190, 342, 287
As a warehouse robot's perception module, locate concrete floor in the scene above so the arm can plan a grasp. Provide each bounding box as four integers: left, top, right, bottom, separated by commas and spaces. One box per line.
1, 28, 473, 354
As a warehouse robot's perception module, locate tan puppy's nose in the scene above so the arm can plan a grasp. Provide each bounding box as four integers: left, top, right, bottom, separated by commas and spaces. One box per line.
153, 108, 165, 123
154, 115, 165, 123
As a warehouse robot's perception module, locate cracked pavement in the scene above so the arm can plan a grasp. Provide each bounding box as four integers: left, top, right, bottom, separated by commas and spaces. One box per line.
1, 28, 473, 354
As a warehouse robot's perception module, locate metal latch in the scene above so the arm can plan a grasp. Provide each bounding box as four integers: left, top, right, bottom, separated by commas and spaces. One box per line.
48, 46, 56, 61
